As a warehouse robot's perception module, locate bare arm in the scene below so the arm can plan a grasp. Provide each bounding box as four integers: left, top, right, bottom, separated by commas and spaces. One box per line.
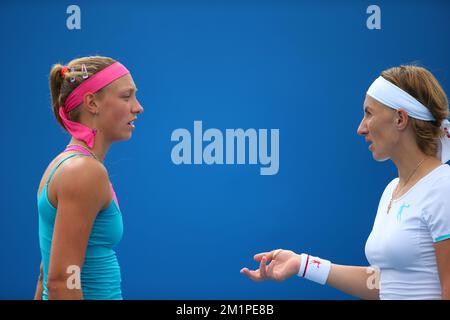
326, 264, 379, 300
46, 158, 111, 300
435, 239, 450, 300
241, 249, 380, 300
33, 261, 43, 300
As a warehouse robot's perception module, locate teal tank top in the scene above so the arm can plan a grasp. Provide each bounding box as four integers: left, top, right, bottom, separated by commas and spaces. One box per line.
37, 153, 123, 300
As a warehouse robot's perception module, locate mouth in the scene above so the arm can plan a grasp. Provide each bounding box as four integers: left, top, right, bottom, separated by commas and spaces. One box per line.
127, 118, 137, 129
365, 138, 373, 150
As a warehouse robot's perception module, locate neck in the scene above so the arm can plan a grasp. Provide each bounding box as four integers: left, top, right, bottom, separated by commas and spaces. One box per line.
67, 136, 111, 162
390, 140, 441, 184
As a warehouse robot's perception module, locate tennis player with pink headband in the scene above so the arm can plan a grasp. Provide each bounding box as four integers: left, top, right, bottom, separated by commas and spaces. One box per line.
241, 65, 450, 300
35, 56, 143, 299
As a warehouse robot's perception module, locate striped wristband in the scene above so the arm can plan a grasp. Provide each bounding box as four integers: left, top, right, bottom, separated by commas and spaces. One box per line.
297, 253, 331, 285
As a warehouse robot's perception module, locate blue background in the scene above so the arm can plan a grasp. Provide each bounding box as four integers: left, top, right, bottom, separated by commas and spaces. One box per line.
1, 0, 449, 299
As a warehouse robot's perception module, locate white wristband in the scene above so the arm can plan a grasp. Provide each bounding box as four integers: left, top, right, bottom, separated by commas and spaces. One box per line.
297, 253, 331, 285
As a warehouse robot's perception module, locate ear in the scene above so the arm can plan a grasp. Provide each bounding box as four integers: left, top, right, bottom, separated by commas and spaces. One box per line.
395, 108, 409, 130
82, 92, 99, 115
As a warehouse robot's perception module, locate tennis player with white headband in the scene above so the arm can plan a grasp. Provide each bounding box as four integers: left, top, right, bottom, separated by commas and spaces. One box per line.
241, 65, 450, 300
35, 56, 143, 299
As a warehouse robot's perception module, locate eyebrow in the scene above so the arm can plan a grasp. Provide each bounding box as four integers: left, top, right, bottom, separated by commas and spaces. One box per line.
364, 106, 372, 112
121, 87, 138, 93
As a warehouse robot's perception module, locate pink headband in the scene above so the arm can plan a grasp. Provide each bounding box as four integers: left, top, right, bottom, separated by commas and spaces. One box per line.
59, 61, 130, 148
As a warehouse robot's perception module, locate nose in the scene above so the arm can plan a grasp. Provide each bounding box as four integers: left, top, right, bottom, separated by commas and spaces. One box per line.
133, 98, 144, 115
357, 118, 368, 136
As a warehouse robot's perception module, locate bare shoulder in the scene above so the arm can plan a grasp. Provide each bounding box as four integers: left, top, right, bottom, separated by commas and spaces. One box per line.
58, 155, 108, 180
56, 156, 111, 209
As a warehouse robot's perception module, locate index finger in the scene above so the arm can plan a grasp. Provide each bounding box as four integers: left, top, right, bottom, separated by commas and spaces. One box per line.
254, 249, 280, 262
259, 256, 268, 279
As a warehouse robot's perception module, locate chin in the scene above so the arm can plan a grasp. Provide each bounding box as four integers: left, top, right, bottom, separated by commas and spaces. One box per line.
372, 152, 390, 162
114, 133, 132, 142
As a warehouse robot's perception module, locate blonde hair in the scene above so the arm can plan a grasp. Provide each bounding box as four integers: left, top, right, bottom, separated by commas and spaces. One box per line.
49, 55, 116, 130
381, 65, 449, 157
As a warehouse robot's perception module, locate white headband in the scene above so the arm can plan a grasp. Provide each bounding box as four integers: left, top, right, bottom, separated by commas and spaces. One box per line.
366, 76, 450, 163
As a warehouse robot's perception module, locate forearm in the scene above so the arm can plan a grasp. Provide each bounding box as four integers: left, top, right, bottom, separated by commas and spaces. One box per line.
326, 264, 380, 300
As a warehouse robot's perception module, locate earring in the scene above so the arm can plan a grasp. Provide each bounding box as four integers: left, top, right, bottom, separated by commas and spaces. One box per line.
92, 112, 98, 134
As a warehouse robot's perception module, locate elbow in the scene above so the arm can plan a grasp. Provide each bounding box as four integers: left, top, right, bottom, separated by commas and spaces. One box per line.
46, 277, 68, 295
46, 271, 68, 286
46, 273, 82, 299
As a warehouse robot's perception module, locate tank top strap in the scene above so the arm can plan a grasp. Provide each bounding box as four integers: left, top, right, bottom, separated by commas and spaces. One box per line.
45, 152, 90, 186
